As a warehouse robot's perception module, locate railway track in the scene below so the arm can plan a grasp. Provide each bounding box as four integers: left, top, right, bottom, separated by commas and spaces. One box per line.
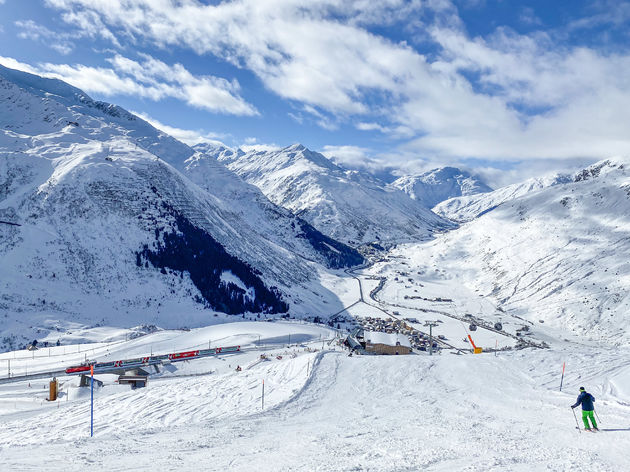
0, 339, 337, 385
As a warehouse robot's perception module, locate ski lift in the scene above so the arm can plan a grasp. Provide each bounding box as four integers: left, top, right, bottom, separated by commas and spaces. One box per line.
494, 322, 503, 331
469, 324, 477, 331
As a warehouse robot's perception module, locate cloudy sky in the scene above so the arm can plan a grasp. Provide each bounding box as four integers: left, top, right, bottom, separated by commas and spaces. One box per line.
1, 0, 630, 184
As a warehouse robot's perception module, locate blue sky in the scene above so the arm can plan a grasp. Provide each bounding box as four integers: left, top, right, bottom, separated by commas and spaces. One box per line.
1, 0, 630, 185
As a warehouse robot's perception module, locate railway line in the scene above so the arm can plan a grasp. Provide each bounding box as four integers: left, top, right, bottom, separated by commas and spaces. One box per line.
0, 337, 337, 385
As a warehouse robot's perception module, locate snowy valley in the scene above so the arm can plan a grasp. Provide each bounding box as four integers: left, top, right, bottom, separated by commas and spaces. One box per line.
1, 65, 630, 471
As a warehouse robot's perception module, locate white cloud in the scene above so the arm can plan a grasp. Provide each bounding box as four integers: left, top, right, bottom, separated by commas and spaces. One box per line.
519, 7, 542, 26
132, 112, 228, 146
0, 53, 258, 116
26, 0, 630, 162
42, 0, 419, 116
356, 122, 386, 132
567, 1, 630, 32
0, 56, 40, 75
107, 54, 258, 115
321, 145, 371, 165
15, 19, 75, 55
238, 137, 280, 153
320, 144, 390, 172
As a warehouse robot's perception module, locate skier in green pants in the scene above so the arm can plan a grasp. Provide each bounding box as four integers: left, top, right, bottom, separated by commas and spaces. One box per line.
571, 387, 598, 431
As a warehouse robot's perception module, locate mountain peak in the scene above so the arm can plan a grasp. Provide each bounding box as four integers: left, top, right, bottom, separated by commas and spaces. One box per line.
285, 143, 306, 152
216, 146, 452, 245
0, 63, 88, 103
391, 166, 491, 208
0, 63, 194, 168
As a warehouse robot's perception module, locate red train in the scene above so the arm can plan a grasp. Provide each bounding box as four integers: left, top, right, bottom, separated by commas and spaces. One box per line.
65, 346, 240, 375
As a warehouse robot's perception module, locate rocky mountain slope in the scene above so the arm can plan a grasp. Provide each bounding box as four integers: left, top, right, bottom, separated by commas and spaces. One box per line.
0, 65, 360, 348
198, 143, 453, 246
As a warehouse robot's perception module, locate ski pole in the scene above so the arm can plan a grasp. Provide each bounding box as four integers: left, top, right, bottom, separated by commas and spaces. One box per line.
572, 407, 581, 433
594, 408, 602, 425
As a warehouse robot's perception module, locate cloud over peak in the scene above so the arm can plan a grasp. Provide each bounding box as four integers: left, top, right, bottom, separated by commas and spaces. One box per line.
11, 0, 630, 162
0, 52, 258, 116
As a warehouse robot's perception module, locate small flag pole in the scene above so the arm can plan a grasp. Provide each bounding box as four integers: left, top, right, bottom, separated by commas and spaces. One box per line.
261, 379, 265, 410
559, 362, 566, 392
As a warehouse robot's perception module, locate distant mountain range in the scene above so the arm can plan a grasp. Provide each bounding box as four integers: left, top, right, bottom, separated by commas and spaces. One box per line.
433, 173, 570, 222
391, 167, 492, 209
3, 62, 627, 350
195, 142, 455, 246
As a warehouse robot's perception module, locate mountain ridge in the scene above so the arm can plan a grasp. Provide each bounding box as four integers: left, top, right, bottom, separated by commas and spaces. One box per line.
0, 65, 361, 349
391, 166, 492, 209
196, 142, 454, 246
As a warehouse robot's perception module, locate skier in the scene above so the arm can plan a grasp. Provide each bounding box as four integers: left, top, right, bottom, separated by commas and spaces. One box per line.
571, 387, 598, 431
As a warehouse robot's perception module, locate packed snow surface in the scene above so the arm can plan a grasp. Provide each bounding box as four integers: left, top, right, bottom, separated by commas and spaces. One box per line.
0, 321, 629, 471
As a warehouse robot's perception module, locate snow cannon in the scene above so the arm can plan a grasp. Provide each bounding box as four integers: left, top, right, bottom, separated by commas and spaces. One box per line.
467, 334, 482, 354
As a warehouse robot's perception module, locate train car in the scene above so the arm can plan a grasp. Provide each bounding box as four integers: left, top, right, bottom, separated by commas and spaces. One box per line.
149, 354, 169, 362
65, 365, 91, 374
66, 345, 241, 375
118, 357, 150, 368
169, 350, 199, 361
92, 361, 117, 372
221, 345, 241, 353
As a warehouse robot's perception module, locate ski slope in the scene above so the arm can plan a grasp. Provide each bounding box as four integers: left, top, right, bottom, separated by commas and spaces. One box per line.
1, 321, 629, 471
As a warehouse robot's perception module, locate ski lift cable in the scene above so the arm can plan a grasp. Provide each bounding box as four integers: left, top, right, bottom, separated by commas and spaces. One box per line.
450, 301, 472, 337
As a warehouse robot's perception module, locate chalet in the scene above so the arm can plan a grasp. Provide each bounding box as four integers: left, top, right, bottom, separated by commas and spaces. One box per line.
364, 331, 412, 355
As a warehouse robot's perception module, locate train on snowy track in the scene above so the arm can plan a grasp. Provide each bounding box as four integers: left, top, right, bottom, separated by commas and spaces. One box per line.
65, 345, 241, 375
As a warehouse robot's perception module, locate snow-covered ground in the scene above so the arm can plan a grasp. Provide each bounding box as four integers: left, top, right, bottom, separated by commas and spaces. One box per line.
2, 60, 630, 472
1, 320, 629, 471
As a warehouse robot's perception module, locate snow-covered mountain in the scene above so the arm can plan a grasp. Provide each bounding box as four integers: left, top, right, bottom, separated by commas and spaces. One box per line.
390, 166, 491, 209
433, 173, 571, 222
0, 64, 362, 348
197, 143, 453, 246
409, 158, 630, 343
